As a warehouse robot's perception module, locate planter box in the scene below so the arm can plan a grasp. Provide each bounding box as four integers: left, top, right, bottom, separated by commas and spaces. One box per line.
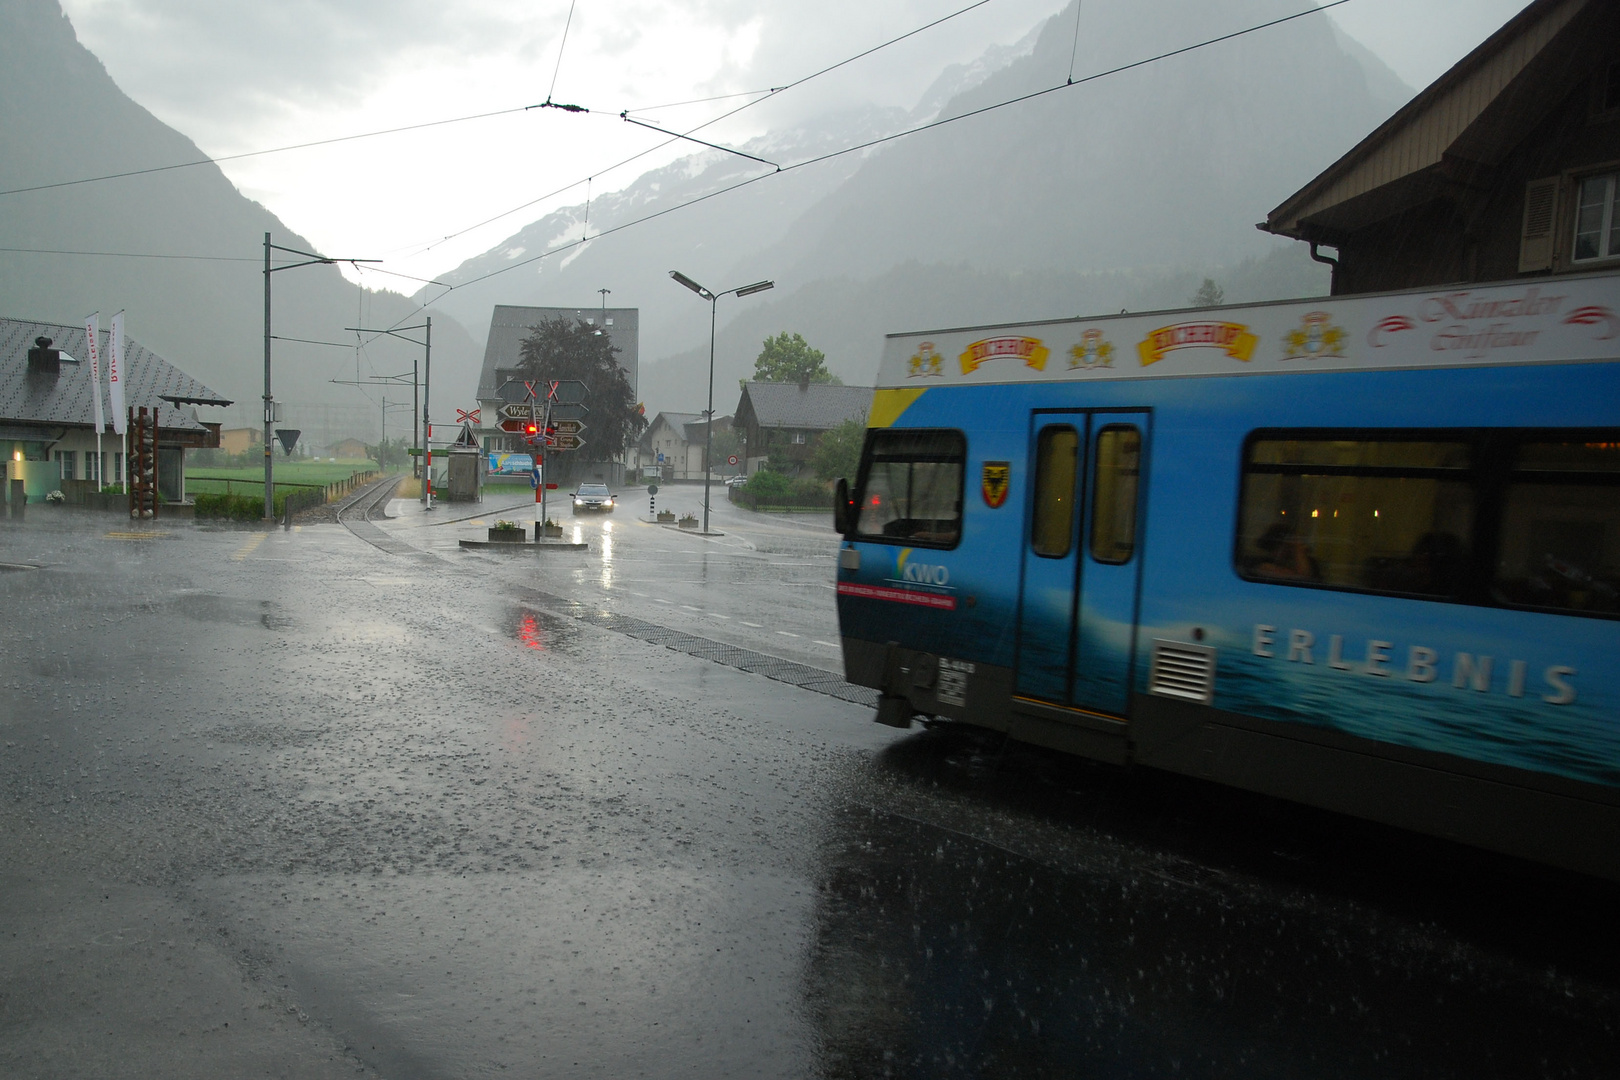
678, 518, 699, 530
656, 512, 676, 523
536, 524, 564, 539
487, 528, 527, 543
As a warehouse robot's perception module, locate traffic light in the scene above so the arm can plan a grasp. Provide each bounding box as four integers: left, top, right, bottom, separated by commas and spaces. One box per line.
543, 424, 558, 446
523, 421, 540, 445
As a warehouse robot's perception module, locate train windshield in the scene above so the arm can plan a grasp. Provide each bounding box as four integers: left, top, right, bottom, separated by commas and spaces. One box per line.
854, 429, 965, 547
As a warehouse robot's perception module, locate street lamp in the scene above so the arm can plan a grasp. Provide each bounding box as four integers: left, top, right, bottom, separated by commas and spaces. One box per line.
669, 271, 774, 534
263, 232, 377, 519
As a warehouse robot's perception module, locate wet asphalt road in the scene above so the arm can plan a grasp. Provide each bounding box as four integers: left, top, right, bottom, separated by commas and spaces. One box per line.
1, 483, 1616, 1079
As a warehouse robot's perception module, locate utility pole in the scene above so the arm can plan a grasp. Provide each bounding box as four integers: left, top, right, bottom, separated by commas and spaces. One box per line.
264, 232, 377, 518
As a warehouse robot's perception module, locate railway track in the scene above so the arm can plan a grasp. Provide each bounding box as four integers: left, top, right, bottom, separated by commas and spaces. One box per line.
333, 475, 427, 557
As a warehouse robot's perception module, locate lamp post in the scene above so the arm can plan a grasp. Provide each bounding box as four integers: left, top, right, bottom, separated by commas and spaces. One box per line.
669, 271, 773, 534
264, 232, 377, 519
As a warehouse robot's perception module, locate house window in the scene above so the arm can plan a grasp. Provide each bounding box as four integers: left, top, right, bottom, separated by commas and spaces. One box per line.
55, 450, 76, 481
1572, 172, 1619, 262
86, 451, 101, 483
792, 432, 806, 445
114, 452, 125, 484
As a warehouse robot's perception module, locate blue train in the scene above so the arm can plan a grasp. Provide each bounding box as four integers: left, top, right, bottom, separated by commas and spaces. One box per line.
833, 271, 1620, 880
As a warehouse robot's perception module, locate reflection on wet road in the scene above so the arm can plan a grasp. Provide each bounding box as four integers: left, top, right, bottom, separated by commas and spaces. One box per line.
0, 498, 1615, 1078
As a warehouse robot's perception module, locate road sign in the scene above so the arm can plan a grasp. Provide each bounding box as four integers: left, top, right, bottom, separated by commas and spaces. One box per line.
274, 428, 301, 455
456, 408, 481, 424
551, 434, 586, 452
656, 452, 665, 463
547, 380, 588, 406
554, 419, 585, 436
530, 467, 541, 489
647, 484, 658, 495
500, 403, 538, 421
499, 418, 532, 433
727, 454, 738, 466
549, 403, 589, 420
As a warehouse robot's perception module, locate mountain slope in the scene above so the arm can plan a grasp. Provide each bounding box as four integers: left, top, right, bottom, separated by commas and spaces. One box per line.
427, 0, 1408, 413
0, 0, 479, 445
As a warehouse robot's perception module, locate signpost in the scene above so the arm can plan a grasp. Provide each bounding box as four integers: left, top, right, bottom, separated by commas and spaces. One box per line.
648, 483, 659, 518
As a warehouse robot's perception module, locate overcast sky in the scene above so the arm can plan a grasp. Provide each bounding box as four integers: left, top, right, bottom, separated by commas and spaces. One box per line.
58, 0, 1533, 285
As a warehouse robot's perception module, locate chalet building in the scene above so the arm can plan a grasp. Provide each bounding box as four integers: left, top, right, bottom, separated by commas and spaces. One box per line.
1262, 0, 1620, 294
0, 317, 228, 506
734, 382, 872, 475
324, 437, 369, 460
640, 411, 733, 480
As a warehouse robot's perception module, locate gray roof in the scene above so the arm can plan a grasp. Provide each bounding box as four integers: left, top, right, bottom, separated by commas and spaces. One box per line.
475, 304, 639, 402
736, 382, 872, 431
0, 317, 231, 436
641, 410, 724, 451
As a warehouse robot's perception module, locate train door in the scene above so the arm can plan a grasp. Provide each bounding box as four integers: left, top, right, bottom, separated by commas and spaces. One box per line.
1014, 411, 1148, 716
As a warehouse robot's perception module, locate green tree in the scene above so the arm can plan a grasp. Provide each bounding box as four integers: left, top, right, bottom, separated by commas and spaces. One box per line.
811, 414, 867, 481
1191, 278, 1224, 307
515, 316, 647, 463
752, 332, 841, 384
366, 436, 409, 469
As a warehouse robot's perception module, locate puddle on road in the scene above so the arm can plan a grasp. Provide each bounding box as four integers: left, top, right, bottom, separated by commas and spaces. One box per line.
508, 606, 581, 655
139, 592, 295, 631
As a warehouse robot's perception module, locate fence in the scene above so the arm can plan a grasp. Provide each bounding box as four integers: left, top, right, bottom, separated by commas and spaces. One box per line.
191, 470, 380, 521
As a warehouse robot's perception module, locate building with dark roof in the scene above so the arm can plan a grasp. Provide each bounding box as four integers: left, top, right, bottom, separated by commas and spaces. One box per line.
1261, 0, 1620, 294
1, 316, 230, 505
733, 381, 871, 475
640, 410, 734, 480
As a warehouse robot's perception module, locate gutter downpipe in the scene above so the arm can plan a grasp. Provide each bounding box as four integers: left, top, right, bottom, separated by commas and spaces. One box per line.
1308, 240, 1340, 294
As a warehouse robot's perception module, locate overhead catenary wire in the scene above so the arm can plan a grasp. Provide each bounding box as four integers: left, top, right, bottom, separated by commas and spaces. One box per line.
4, 0, 1353, 339
413, 1, 1351, 305
391, 0, 994, 260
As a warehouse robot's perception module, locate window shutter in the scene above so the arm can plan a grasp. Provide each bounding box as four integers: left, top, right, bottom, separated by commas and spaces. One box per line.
1518, 177, 1559, 272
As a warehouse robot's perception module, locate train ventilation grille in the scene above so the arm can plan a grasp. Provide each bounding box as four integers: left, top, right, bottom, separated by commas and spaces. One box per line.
1148, 640, 1216, 705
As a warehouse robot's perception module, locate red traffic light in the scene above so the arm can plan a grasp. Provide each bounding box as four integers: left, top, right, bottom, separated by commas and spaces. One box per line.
524, 422, 539, 436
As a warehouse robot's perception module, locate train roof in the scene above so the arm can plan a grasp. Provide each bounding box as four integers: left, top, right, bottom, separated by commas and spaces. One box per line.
875, 269, 1620, 389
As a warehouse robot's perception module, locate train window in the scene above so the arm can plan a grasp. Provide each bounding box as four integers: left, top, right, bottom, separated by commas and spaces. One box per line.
1090, 425, 1141, 563
1031, 426, 1079, 557
853, 429, 965, 547
1238, 436, 1473, 595
1492, 439, 1620, 614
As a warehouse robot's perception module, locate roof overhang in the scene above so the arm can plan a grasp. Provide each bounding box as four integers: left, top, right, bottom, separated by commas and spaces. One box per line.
1263, 0, 1598, 241
159, 392, 234, 407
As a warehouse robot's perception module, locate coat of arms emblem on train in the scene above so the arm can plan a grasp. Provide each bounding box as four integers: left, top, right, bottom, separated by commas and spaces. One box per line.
1068, 329, 1115, 370
908, 341, 944, 377
1283, 311, 1347, 360
981, 462, 1010, 508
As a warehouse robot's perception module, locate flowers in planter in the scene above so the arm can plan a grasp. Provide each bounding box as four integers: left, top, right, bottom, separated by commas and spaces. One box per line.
45, 489, 66, 504
492, 519, 523, 531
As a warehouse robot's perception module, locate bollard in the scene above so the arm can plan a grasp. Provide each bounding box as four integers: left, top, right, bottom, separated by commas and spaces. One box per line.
10, 478, 25, 521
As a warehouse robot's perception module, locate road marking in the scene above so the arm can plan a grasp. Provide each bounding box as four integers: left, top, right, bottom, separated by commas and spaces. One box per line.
709, 613, 730, 619
813, 640, 839, 649
630, 592, 647, 598
680, 605, 702, 612
230, 533, 268, 561
654, 598, 672, 604
741, 621, 762, 628
470, 519, 486, 526
776, 631, 800, 638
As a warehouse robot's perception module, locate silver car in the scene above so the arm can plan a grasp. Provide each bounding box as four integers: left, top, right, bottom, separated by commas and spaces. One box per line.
571, 483, 615, 513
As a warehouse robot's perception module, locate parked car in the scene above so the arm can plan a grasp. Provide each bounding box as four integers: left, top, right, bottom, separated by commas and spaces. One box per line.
725, 474, 750, 488
571, 483, 615, 513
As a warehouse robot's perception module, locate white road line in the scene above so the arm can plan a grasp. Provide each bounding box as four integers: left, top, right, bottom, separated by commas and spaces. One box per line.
741, 621, 762, 628
776, 631, 800, 638
680, 605, 702, 611
813, 640, 839, 648
709, 613, 730, 619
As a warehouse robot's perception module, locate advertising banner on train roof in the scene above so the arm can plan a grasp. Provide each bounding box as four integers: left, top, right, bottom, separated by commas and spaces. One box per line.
876, 272, 1620, 389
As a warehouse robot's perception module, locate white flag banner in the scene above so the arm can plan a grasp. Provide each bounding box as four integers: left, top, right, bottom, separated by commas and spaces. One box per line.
84, 313, 105, 433
108, 310, 127, 434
